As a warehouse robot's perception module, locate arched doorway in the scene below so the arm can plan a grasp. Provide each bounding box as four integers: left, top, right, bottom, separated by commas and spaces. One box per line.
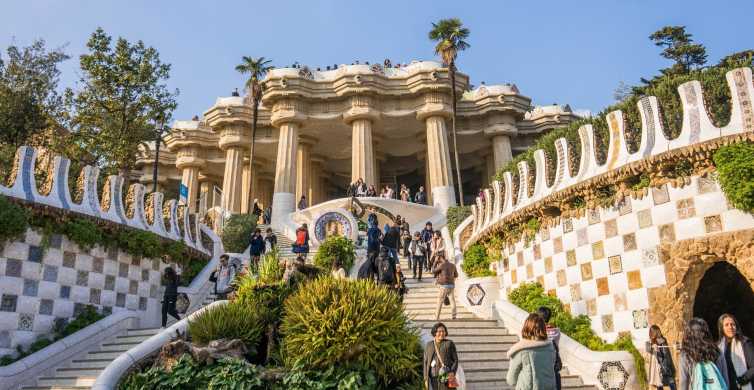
692, 261, 754, 340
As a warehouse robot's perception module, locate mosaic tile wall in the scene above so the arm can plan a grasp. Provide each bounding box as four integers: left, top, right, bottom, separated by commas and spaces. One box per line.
0, 229, 171, 357
498, 175, 754, 343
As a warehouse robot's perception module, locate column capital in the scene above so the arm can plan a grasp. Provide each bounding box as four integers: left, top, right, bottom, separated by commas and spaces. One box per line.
175, 146, 206, 170
271, 99, 307, 127
483, 124, 518, 137
217, 123, 248, 150
416, 92, 452, 121
343, 95, 381, 124
298, 134, 318, 147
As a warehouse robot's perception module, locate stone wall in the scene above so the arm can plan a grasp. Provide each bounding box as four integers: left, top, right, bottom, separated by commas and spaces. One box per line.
0, 229, 175, 357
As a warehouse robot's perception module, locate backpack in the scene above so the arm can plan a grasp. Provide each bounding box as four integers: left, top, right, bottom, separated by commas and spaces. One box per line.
377, 253, 396, 285
296, 229, 307, 246
691, 361, 727, 390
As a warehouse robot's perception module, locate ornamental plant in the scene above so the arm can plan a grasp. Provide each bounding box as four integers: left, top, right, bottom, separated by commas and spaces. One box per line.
187, 302, 264, 357
446, 205, 471, 236
0, 195, 29, 244
222, 214, 257, 253
714, 142, 754, 213
313, 235, 355, 272
461, 243, 495, 277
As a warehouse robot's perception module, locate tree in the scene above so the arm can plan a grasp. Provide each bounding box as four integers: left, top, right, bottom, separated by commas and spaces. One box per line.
67, 28, 177, 176
649, 26, 707, 74
235, 56, 273, 213
0, 39, 68, 148
429, 18, 470, 206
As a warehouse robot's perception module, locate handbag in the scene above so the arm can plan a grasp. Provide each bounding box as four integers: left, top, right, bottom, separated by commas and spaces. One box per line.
433, 341, 451, 385
444, 296, 451, 306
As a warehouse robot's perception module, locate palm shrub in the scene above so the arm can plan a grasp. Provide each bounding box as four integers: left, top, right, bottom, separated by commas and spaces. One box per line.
461, 243, 495, 277
313, 235, 355, 272
188, 302, 264, 357
714, 142, 754, 213
280, 277, 422, 387
222, 214, 257, 253
0, 195, 29, 244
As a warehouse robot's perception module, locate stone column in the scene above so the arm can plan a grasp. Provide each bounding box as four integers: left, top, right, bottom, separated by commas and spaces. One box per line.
175, 146, 204, 213
350, 119, 375, 185
424, 116, 456, 209
492, 135, 513, 171
295, 137, 316, 209
240, 156, 251, 214
199, 180, 214, 210
220, 147, 244, 213
310, 155, 325, 205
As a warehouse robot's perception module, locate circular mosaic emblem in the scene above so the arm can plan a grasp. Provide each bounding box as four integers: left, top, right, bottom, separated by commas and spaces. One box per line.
597, 361, 629, 390
466, 283, 486, 306
314, 211, 354, 242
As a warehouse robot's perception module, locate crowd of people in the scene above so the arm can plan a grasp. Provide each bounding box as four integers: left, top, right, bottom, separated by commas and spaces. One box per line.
346, 178, 428, 205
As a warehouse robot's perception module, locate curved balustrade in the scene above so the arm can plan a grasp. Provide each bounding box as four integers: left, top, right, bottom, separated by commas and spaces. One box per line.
464, 67, 754, 248
0, 146, 210, 255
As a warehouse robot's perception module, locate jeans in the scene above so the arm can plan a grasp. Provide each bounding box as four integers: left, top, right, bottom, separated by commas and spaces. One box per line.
387, 247, 398, 261
435, 286, 456, 320
412, 255, 425, 279
162, 296, 180, 327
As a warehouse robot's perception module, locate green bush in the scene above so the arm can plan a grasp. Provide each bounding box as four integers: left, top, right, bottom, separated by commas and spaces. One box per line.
116, 228, 162, 259
222, 214, 257, 253
119, 355, 264, 390
61, 218, 103, 251
509, 283, 647, 388
714, 142, 754, 213
446, 205, 471, 236
280, 277, 422, 387
0, 195, 29, 244
188, 302, 264, 356
257, 249, 284, 283
179, 257, 209, 287
461, 244, 495, 277
313, 236, 355, 272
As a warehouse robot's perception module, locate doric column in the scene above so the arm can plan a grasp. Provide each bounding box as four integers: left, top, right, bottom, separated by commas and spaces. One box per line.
345, 95, 379, 186
215, 123, 248, 214
485, 114, 517, 171
492, 135, 513, 170
199, 180, 214, 210
418, 93, 456, 209
295, 136, 316, 209
175, 146, 204, 213
270, 99, 306, 229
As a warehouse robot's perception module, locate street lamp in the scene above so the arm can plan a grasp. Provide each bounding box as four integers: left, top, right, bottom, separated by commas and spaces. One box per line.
152, 119, 169, 194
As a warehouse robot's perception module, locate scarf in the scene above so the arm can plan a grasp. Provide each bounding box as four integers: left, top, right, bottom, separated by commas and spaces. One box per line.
719, 338, 752, 390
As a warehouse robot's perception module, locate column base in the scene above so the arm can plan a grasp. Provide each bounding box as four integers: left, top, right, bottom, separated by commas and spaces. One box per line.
431, 186, 457, 211
271, 192, 295, 231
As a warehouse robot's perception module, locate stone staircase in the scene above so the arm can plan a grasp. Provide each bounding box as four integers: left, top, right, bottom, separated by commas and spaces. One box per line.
399, 257, 595, 390
21, 292, 218, 390
257, 224, 314, 262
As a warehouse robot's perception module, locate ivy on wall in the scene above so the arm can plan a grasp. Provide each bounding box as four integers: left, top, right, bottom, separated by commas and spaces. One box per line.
714, 141, 754, 213
446, 205, 471, 236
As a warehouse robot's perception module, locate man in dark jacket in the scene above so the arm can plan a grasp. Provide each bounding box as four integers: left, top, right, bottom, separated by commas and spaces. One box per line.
414, 186, 427, 205
381, 221, 401, 261
249, 228, 266, 270
421, 222, 434, 272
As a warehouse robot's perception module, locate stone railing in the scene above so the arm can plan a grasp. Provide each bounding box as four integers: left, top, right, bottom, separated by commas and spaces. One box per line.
0, 145, 212, 256
463, 67, 754, 249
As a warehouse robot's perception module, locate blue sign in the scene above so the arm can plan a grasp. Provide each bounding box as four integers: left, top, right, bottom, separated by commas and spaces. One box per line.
179, 183, 188, 204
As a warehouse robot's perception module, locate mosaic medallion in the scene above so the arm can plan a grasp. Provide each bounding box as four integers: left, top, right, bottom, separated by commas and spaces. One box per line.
598, 361, 629, 390
466, 283, 486, 306
314, 211, 354, 242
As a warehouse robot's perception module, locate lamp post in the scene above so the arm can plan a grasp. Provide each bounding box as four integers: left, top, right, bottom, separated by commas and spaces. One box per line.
152, 120, 168, 194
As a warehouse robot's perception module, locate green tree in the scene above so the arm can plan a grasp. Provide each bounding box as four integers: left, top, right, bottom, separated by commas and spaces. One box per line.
67, 28, 178, 176
235, 56, 273, 213
429, 18, 470, 206
0, 39, 68, 148
649, 26, 707, 74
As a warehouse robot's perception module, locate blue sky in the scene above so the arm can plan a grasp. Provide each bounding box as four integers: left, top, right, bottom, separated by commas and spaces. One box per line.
2, 0, 752, 121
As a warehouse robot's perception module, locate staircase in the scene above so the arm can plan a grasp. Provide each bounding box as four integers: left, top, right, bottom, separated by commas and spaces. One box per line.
257, 224, 314, 262
21, 292, 218, 390
399, 257, 595, 390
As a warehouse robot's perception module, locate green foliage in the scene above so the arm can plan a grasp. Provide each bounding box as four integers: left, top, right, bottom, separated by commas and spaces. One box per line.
222, 214, 257, 253
61, 218, 102, 251
628, 173, 651, 191
313, 236, 356, 272
277, 364, 379, 390
649, 26, 708, 74
462, 244, 495, 277
509, 283, 647, 389
179, 257, 209, 287
714, 142, 754, 212
446, 205, 471, 236
119, 355, 264, 390
0, 196, 29, 244
280, 278, 422, 387
60, 305, 105, 337
116, 228, 162, 259
188, 302, 264, 356
428, 18, 470, 66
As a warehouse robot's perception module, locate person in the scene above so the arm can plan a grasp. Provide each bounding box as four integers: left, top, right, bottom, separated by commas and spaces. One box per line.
421, 222, 434, 272
381, 221, 401, 260
395, 262, 407, 302
331, 259, 347, 279
161, 267, 181, 327
252, 199, 262, 222
346, 181, 356, 197
264, 227, 277, 252
364, 216, 382, 280
409, 231, 427, 280
356, 179, 367, 197
249, 228, 266, 270
679, 317, 727, 390
386, 185, 395, 199
429, 230, 446, 271
423, 322, 459, 390
366, 184, 377, 197
263, 205, 272, 225
400, 184, 410, 202
376, 246, 397, 288
647, 324, 677, 390
401, 225, 412, 262
506, 313, 557, 389
298, 195, 307, 210
292, 224, 310, 256
717, 313, 754, 390
415, 186, 427, 205
215, 254, 236, 299
537, 306, 563, 390
432, 252, 457, 321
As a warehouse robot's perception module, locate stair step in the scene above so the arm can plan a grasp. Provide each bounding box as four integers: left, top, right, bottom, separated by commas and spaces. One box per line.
447, 334, 517, 343
68, 359, 113, 369
408, 312, 477, 320
113, 334, 152, 343
36, 376, 96, 387
99, 341, 140, 352
459, 350, 508, 360
54, 367, 103, 377
22, 387, 91, 390
403, 303, 472, 311
126, 328, 161, 336
423, 327, 510, 336
415, 320, 501, 328
458, 359, 510, 370
455, 342, 513, 352
86, 350, 125, 360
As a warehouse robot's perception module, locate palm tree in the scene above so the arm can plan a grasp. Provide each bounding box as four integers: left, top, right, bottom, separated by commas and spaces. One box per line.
235, 56, 273, 214
429, 18, 470, 206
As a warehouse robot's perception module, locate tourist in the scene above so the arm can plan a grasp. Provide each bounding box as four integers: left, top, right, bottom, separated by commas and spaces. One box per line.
647, 324, 677, 390
537, 306, 563, 390
331, 259, 347, 279
263, 205, 271, 225
298, 195, 307, 210
366, 184, 377, 197
409, 231, 427, 280
386, 185, 395, 199
376, 246, 397, 288
679, 317, 726, 390
252, 199, 262, 222
384, 58, 392, 68
356, 178, 367, 197
432, 252, 457, 321
215, 254, 236, 299
382, 220, 401, 260
264, 227, 277, 252
415, 186, 427, 205
717, 313, 754, 389
423, 322, 459, 390
401, 223, 412, 261
161, 266, 181, 327
400, 184, 410, 202
478, 188, 485, 205
346, 181, 356, 197
249, 228, 266, 270
395, 262, 407, 302
293, 224, 310, 256
421, 222, 434, 272
365, 216, 382, 279
506, 313, 556, 389
429, 230, 446, 270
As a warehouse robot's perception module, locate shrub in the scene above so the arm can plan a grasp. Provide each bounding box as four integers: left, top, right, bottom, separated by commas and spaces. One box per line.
446, 205, 471, 236
257, 249, 284, 283
714, 142, 754, 213
0, 195, 29, 244
119, 355, 264, 390
115, 228, 162, 259
61, 218, 103, 251
462, 244, 495, 277
280, 278, 422, 387
313, 236, 355, 272
60, 305, 105, 337
188, 302, 264, 356
222, 214, 257, 253
179, 257, 209, 287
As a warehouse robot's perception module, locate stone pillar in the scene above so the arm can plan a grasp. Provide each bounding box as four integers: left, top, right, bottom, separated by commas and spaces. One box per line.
491, 135, 513, 171
199, 180, 214, 210
175, 146, 204, 213
424, 116, 456, 209
423, 154, 433, 205
350, 119, 375, 185
220, 146, 244, 213
271, 122, 299, 228
295, 137, 316, 209
310, 155, 325, 205
240, 157, 251, 214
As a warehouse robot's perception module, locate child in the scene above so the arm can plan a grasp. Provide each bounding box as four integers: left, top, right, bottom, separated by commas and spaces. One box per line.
408, 231, 427, 280
537, 306, 562, 390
